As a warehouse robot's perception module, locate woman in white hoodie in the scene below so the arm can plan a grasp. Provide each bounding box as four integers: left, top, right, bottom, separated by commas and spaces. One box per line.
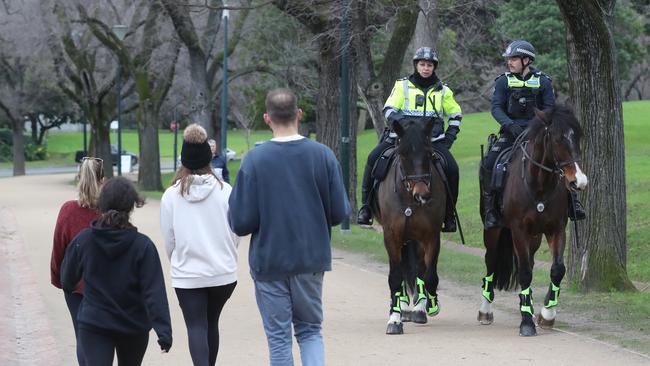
160, 124, 238, 366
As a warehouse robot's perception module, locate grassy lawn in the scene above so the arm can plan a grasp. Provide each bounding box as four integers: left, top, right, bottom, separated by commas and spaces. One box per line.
13, 100, 649, 354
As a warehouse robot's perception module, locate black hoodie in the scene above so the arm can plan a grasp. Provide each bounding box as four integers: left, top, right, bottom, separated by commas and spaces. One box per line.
61, 222, 172, 347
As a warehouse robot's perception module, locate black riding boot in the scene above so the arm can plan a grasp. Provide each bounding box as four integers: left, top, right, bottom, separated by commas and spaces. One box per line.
568, 190, 586, 221
442, 199, 456, 232
357, 164, 373, 225
483, 191, 500, 229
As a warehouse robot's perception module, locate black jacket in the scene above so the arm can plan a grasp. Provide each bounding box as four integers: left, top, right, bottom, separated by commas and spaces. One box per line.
491, 66, 555, 127
61, 223, 172, 346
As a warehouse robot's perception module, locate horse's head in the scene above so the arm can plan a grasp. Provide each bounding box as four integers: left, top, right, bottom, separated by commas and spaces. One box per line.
531, 107, 588, 191
393, 117, 435, 204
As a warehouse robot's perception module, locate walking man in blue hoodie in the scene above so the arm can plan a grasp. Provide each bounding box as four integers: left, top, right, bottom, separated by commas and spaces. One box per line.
229, 88, 350, 366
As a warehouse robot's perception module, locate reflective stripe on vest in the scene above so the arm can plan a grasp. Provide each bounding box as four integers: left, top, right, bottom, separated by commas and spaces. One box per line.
400, 80, 443, 118
506, 73, 541, 89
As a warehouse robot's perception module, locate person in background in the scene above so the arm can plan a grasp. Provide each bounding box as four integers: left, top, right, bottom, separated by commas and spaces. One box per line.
161, 124, 238, 366
61, 177, 172, 366
50, 156, 104, 366
229, 88, 350, 366
208, 139, 230, 183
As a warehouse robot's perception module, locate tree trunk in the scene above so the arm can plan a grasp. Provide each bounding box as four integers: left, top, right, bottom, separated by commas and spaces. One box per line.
414, 0, 438, 48
137, 99, 163, 190
316, 35, 341, 155
556, 0, 635, 291
87, 105, 113, 179
11, 120, 25, 176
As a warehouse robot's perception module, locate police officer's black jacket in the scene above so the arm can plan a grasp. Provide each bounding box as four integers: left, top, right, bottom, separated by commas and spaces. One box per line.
491, 66, 555, 127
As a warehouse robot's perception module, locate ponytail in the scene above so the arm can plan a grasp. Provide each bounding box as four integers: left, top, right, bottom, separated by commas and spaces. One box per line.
78, 157, 104, 209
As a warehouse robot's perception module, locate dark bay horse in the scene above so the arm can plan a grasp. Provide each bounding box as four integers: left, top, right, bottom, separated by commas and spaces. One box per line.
478, 105, 588, 336
373, 118, 446, 335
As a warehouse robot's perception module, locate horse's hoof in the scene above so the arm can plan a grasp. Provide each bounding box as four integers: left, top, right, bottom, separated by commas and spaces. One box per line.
401, 310, 412, 323
519, 321, 537, 337
386, 322, 404, 335
477, 311, 494, 325
537, 313, 555, 329
412, 311, 427, 324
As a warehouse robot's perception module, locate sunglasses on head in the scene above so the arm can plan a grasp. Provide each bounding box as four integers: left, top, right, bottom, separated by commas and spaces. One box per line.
81, 157, 103, 164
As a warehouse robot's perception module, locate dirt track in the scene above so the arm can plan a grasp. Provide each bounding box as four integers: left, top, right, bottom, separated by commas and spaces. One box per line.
1, 174, 648, 365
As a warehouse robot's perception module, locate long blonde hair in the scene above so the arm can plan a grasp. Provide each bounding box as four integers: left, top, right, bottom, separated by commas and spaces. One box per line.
78, 158, 104, 209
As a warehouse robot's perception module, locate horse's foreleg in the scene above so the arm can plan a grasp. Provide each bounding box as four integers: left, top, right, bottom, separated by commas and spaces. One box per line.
538, 230, 567, 329
512, 228, 538, 337
419, 236, 441, 321
478, 228, 500, 325
386, 260, 404, 334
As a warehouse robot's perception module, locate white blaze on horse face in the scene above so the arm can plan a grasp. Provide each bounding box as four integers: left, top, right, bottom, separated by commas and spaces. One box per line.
574, 162, 588, 190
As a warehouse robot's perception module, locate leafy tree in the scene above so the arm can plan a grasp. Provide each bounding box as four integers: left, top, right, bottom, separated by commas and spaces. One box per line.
496, 0, 645, 96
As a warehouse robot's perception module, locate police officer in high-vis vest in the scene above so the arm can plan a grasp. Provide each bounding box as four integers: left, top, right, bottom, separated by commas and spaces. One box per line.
481, 40, 586, 229
357, 46, 462, 232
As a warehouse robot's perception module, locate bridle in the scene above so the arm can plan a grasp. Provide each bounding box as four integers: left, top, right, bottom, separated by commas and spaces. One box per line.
395, 145, 433, 194
519, 126, 581, 179
518, 125, 581, 210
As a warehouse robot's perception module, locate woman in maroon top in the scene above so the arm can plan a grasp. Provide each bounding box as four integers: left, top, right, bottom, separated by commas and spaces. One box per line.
50, 157, 103, 366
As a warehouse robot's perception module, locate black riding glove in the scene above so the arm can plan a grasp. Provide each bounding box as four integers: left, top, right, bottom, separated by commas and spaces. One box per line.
444, 126, 460, 149
505, 123, 525, 138
158, 339, 172, 353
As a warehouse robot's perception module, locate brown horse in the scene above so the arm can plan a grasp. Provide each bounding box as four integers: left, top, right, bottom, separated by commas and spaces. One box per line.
477, 105, 588, 336
373, 117, 447, 335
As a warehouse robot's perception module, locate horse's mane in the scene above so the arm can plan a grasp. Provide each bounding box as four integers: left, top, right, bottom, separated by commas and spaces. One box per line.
527, 105, 583, 142
396, 120, 432, 155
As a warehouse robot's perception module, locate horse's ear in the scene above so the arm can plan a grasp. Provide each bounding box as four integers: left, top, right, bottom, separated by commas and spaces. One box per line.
534, 108, 550, 125
392, 120, 405, 137
423, 117, 436, 137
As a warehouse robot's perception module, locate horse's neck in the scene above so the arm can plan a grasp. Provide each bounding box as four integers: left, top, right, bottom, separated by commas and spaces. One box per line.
526, 140, 557, 193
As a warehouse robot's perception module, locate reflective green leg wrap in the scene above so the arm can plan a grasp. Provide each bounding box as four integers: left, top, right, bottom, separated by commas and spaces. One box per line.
399, 281, 410, 305
544, 282, 560, 308
482, 273, 495, 302
519, 287, 534, 316
391, 291, 402, 313
415, 277, 427, 305
426, 291, 439, 315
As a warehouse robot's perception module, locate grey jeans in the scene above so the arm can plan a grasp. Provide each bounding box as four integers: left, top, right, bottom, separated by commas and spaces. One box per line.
254, 272, 325, 366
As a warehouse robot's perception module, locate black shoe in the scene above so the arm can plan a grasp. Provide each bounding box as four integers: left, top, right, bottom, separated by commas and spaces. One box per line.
484, 210, 500, 229
568, 198, 586, 221
357, 205, 372, 225
442, 214, 456, 232
482, 192, 500, 229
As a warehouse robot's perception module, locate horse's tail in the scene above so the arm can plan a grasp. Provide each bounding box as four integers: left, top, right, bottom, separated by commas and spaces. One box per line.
494, 228, 519, 291
400, 240, 419, 297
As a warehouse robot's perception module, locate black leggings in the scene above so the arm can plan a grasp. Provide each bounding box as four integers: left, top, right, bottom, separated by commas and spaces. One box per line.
64, 292, 86, 366
175, 282, 237, 366
78, 326, 149, 366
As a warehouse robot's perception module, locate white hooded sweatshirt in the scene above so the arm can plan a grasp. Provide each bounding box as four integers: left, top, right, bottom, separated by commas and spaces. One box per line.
160, 174, 238, 288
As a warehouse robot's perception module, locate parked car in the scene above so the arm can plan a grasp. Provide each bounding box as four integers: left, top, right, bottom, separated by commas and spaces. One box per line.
74, 146, 138, 167
111, 144, 138, 167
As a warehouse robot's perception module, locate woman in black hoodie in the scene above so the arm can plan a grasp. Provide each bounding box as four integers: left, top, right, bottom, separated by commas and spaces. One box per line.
61, 177, 172, 366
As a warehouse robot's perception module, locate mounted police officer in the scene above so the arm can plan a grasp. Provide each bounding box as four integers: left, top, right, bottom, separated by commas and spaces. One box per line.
357, 46, 463, 232
481, 40, 586, 229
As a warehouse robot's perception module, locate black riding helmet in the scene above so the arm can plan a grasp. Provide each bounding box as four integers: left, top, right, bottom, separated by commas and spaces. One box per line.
413, 47, 439, 70
502, 40, 536, 65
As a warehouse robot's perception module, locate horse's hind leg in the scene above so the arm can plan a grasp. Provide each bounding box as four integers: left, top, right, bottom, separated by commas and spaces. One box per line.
538, 230, 567, 329
415, 236, 441, 323
399, 242, 418, 322
478, 228, 500, 325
